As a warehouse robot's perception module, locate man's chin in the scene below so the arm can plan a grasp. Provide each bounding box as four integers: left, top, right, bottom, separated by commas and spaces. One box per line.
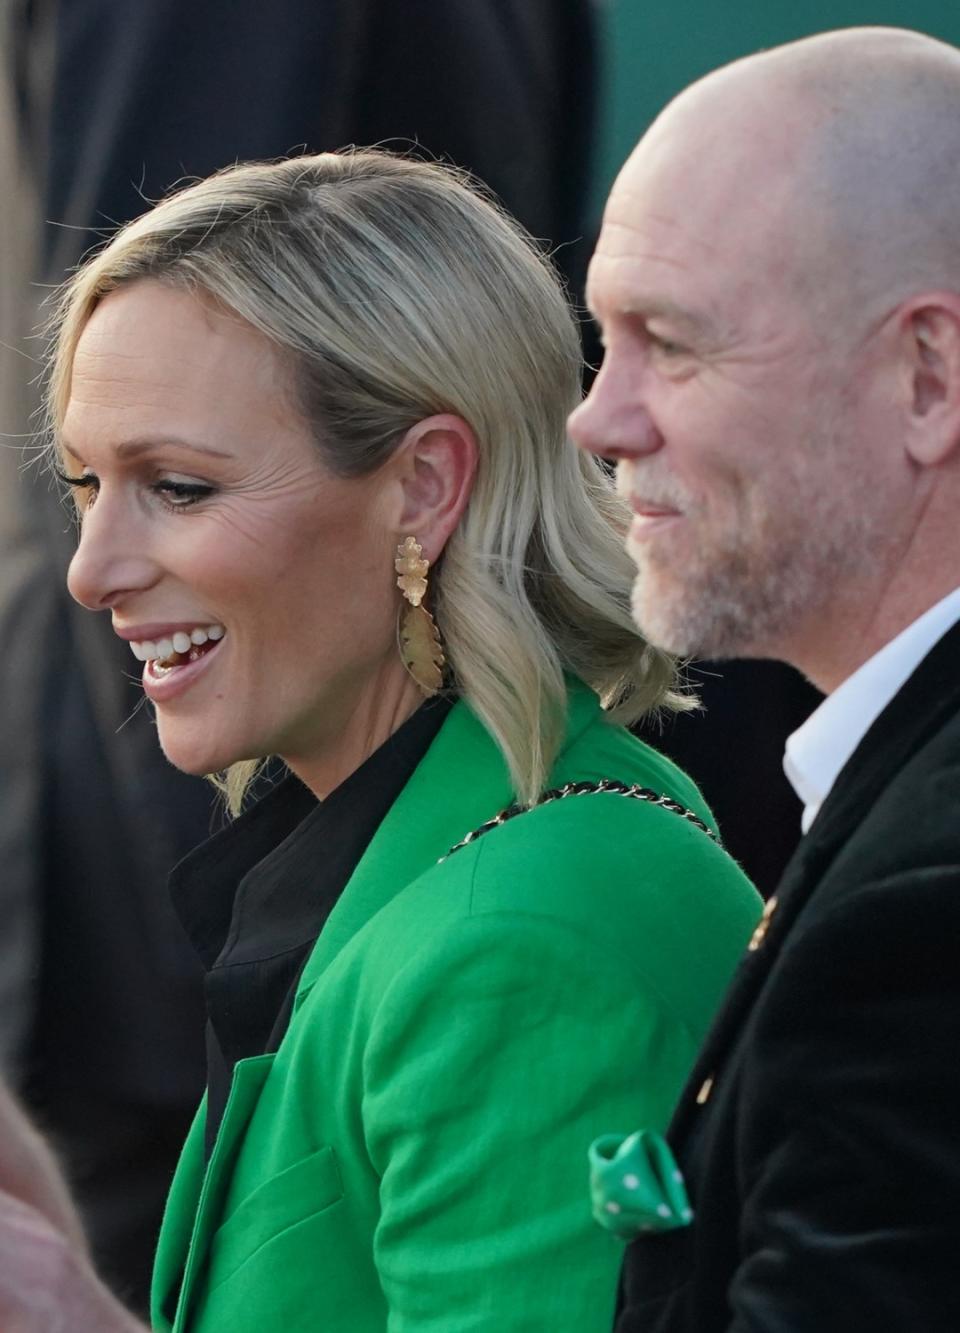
630, 580, 699, 656
630, 577, 748, 660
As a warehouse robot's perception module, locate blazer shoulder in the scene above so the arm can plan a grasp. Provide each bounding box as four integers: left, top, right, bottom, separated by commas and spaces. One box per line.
458, 786, 757, 923
442, 784, 760, 1038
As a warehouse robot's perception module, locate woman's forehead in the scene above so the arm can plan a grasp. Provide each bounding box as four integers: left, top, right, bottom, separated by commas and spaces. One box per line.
64, 285, 300, 459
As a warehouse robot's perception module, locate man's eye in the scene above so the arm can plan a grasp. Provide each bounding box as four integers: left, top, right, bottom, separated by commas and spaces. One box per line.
649, 332, 684, 356
153, 479, 215, 508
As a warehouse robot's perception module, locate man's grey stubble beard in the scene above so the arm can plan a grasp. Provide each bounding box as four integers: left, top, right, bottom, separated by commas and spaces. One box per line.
628, 452, 880, 662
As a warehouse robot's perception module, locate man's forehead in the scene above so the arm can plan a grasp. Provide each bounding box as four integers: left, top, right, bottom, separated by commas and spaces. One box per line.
592, 141, 811, 316
586, 194, 720, 322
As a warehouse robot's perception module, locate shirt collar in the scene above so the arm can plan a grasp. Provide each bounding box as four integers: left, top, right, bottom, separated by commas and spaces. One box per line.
169, 695, 453, 970
784, 587, 960, 834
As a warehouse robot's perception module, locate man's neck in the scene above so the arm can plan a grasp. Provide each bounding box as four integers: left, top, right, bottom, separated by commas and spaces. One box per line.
784, 574, 960, 694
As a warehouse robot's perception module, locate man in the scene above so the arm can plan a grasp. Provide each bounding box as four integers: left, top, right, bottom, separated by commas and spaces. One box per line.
570, 24, 960, 1333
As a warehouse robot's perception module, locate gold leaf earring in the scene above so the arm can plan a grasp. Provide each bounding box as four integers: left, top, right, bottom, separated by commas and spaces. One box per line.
395, 536, 445, 696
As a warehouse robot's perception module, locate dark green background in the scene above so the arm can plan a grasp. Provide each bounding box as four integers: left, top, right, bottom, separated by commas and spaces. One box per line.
594, 2, 960, 208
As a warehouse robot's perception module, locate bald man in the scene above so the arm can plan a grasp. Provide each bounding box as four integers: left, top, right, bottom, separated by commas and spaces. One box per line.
571, 25, 960, 1333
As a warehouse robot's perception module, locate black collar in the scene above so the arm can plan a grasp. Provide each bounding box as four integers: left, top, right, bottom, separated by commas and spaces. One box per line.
169, 695, 453, 1154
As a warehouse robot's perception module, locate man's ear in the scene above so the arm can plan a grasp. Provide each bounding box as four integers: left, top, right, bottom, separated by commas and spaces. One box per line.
899, 294, 960, 465
390, 413, 478, 562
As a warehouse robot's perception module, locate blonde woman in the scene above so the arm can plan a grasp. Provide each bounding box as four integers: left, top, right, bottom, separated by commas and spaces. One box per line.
13, 152, 759, 1332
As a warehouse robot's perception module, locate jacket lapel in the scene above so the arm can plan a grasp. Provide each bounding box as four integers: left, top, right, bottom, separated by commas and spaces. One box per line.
293, 699, 510, 1000
151, 1100, 207, 1332
795, 618, 960, 861
670, 619, 960, 1143
152, 1054, 276, 1333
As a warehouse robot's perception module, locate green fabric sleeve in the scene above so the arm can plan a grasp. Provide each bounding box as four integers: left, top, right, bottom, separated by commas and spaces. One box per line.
363, 906, 699, 1333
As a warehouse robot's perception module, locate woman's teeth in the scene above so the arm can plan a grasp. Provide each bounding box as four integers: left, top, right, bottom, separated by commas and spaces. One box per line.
130, 624, 225, 664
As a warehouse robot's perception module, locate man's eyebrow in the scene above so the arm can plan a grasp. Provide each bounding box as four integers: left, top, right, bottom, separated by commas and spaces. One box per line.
589, 293, 724, 344
60, 436, 235, 462
591, 294, 707, 329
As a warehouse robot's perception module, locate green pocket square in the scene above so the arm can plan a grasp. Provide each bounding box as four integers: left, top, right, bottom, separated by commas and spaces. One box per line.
589, 1130, 694, 1240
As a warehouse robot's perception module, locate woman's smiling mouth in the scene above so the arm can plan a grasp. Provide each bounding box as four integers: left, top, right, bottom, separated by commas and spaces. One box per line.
127, 622, 225, 664
114, 622, 227, 703
141, 635, 226, 702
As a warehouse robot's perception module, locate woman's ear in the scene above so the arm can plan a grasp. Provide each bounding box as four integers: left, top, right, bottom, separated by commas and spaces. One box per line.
391, 413, 478, 561
899, 295, 960, 466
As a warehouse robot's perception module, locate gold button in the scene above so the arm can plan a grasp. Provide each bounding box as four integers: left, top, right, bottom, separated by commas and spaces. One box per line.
696, 1075, 714, 1105
747, 895, 778, 952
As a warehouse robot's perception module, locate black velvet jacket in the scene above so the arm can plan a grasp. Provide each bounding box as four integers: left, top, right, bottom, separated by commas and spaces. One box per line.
616, 619, 960, 1332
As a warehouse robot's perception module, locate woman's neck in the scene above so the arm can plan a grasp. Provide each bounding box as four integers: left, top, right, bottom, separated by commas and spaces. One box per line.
281, 659, 427, 800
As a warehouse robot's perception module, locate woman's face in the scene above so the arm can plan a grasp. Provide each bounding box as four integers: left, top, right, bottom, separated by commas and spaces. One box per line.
64, 280, 403, 779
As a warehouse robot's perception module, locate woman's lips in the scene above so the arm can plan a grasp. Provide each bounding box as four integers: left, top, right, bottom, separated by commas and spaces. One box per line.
142, 635, 225, 703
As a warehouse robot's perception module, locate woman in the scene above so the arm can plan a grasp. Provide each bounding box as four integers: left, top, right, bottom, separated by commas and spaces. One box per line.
44, 151, 759, 1331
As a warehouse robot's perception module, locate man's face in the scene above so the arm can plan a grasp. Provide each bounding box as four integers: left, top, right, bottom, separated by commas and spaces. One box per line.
569, 116, 889, 666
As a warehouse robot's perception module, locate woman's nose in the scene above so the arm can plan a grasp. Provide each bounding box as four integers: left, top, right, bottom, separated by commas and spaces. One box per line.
568, 355, 665, 463
66, 500, 160, 611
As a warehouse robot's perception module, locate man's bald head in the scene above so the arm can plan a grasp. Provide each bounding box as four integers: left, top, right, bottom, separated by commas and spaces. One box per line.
633, 27, 960, 323
573, 26, 960, 686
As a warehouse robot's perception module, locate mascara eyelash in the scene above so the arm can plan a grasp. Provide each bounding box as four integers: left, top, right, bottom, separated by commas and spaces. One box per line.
52, 465, 97, 489
152, 480, 216, 509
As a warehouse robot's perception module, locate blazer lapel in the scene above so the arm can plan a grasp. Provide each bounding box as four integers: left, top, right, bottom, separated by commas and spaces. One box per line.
152, 1101, 207, 1333
294, 699, 513, 1000
670, 619, 960, 1143
797, 618, 960, 860
152, 1054, 276, 1333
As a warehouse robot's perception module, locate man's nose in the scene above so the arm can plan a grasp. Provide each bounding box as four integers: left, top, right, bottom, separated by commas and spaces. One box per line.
568, 354, 664, 462
66, 499, 160, 612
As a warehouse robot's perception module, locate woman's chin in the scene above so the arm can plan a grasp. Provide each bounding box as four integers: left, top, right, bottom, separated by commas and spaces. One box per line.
156, 729, 250, 778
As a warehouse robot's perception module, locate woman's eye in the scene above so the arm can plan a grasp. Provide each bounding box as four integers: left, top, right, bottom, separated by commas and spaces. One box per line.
53, 465, 97, 489
53, 465, 100, 508
52, 466, 213, 512
152, 479, 215, 508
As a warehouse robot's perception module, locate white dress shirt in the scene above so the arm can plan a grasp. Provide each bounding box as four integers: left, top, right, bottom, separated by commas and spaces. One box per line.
784, 587, 960, 834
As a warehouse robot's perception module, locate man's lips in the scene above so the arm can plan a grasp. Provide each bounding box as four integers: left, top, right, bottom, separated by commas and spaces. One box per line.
629, 498, 682, 518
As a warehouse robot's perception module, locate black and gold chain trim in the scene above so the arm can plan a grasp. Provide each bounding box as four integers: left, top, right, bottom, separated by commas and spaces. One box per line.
441, 778, 719, 861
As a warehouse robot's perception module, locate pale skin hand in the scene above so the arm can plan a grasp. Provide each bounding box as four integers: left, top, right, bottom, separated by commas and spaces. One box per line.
0, 1191, 146, 1333
0, 1084, 146, 1332
0, 1080, 87, 1250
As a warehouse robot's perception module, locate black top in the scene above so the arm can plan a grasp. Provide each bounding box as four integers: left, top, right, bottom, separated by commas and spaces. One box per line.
169, 698, 452, 1155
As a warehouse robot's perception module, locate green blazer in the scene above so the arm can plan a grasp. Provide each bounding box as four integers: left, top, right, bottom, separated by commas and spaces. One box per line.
152, 682, 760, 1332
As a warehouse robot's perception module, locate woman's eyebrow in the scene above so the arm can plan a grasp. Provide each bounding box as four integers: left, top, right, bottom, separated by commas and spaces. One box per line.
60, 435, 235, 462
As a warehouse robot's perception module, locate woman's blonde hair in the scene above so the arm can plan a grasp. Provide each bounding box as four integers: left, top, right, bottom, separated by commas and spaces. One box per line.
46, 150, 688, 813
